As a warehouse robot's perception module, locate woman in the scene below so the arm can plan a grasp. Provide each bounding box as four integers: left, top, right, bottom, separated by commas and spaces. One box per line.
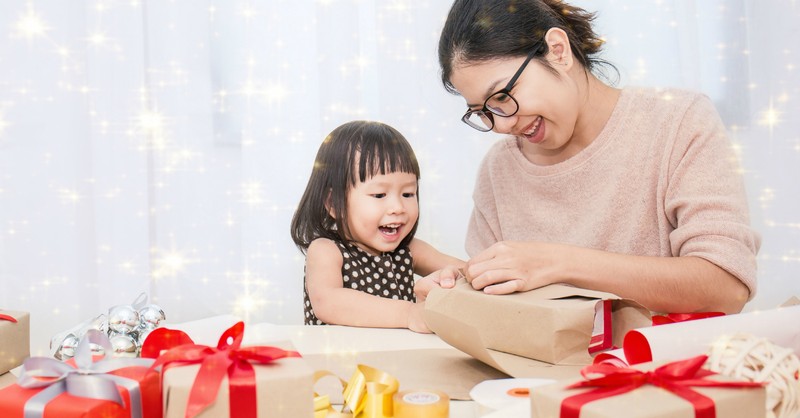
437, 0, 760, 313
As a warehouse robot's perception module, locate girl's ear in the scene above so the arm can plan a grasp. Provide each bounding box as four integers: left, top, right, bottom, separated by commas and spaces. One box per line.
544, 27, 573, 71
324, 189, 336, 219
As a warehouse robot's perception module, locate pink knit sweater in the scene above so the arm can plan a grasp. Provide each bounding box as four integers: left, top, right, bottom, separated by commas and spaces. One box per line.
466, 87, 761, 296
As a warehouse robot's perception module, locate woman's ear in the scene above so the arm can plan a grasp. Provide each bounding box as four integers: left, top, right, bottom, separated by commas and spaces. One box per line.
544, 27, 573, 71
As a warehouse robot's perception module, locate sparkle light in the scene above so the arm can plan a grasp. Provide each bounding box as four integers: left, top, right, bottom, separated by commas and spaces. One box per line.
135, 108, 168, 149
59, 188, 82, 204
14, 9, 49, 39
241, 181, 264, 206
758, 100, 782, 134
261, 82, 289, 106
87, 32, 108, 46
151, 249, 190, 279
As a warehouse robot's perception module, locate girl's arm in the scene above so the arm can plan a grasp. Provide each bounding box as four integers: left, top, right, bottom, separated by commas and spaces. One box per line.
408, 238, 466, 301
305, 238, 429, 332
408, 238, 465, 276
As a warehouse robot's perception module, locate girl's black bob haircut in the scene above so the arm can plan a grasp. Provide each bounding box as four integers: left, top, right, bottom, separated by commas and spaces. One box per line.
290, 121, 421, 253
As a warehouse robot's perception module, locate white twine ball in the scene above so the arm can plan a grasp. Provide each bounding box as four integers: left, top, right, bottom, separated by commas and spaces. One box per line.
705, 333, 800, 418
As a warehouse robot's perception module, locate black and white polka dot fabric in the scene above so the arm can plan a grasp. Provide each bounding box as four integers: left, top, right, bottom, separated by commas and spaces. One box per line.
303, 240, 416, 325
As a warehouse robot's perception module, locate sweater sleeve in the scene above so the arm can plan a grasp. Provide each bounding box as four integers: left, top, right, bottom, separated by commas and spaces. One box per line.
663, 94, 761, 298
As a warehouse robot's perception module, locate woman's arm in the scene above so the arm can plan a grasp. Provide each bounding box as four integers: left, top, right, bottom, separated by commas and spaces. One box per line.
305, 238, 429, 332
465, 241, 750, 314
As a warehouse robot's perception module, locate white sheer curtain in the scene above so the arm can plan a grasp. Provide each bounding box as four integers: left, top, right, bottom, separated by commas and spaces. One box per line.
1, 0, 798, 354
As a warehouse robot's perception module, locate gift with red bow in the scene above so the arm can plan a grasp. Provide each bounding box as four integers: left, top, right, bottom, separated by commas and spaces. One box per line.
0, 329, 161, 418
142, 321, 315, 418
0, 309, 29, 375
530, 355, 767, 418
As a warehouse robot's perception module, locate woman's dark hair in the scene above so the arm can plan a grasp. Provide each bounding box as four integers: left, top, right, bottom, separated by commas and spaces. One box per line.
290, 121, 421, 254
438, 0, 615, 94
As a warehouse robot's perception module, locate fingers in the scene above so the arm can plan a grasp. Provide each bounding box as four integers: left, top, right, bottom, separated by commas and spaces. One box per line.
438, 265, 460, 289
468, 264, 528, 293
481, 279, 525, 295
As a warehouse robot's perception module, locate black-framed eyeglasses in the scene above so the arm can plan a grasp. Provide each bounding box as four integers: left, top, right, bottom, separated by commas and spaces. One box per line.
461, 42, 545, 132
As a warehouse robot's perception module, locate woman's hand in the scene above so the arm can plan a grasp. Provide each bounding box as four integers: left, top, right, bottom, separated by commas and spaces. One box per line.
414, 264, 461, 302
466, 241, 566, 294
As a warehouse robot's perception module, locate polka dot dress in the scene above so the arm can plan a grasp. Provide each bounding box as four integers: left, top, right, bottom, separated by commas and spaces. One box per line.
303, 240, 416, 325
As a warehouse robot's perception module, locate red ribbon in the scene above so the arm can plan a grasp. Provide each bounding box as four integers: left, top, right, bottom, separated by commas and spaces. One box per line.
0, 313, 17, 323
147, 321, 301, 418
560, 355, 763, 418
651, 312, 724, 326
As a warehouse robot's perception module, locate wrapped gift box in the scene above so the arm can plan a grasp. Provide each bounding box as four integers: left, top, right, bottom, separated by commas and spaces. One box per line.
0, 310, 30, 375
0, 365, 161, 418
424, 281, 650, 376
163, 353, 314, 418
147, 323, 315, 418
530, 356, 766, 418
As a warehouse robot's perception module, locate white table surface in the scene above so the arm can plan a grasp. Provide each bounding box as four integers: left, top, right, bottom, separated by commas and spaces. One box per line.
167, 315, 534, 417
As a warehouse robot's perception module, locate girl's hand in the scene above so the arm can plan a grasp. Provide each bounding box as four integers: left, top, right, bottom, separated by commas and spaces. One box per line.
466, 241, 566, 294
407, 303, 431, 333
414, 264, 461, 302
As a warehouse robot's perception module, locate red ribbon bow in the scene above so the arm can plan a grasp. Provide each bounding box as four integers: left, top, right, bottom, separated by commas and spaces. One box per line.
560, 355, 763, 418
0, 313, 17, 323
147, 321, 301, 418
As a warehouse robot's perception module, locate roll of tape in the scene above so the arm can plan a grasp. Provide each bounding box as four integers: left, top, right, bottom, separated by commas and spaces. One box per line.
393, 389, 449, 418
469, 378, 555, 415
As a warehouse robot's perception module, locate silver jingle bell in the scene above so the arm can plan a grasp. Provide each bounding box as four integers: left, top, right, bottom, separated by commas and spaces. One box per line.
138, 304, 166, 330
136, 327, 153, 347
54, 333, 80, 361
109, 334, 139, 358
109, 329, 139, 341
108, 305, 140, 334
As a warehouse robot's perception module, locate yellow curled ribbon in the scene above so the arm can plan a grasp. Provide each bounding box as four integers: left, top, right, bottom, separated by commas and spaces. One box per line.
314, 370, 352, 418
343, 364, 400, 418
314, 365, 400, 418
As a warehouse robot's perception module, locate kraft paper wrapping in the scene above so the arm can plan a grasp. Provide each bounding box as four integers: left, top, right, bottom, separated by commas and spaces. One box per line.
597, 304, 800, 366
423, 281, 650, 377
0, 372, 15, 390
162, 342, 314, 418
530, 362, 767, 418
0, 310, 29, 375
304, 348, 509, 403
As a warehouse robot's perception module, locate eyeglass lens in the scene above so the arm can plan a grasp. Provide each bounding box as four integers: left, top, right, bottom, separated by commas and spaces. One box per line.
464, 91, 520, 131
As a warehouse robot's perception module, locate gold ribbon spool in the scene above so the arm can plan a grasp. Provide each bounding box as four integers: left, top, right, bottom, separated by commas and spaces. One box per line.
393, 389, 449, 418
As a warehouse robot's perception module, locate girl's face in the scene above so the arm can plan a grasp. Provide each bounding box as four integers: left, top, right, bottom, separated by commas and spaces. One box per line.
449, 55, 582, 163
344, 170, 419, 256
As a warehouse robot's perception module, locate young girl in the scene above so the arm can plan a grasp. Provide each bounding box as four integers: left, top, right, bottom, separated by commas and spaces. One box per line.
290, 121, 464, 333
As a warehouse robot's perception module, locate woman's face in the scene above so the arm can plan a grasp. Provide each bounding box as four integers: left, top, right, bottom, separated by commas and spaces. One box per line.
449, 55, 582, 160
